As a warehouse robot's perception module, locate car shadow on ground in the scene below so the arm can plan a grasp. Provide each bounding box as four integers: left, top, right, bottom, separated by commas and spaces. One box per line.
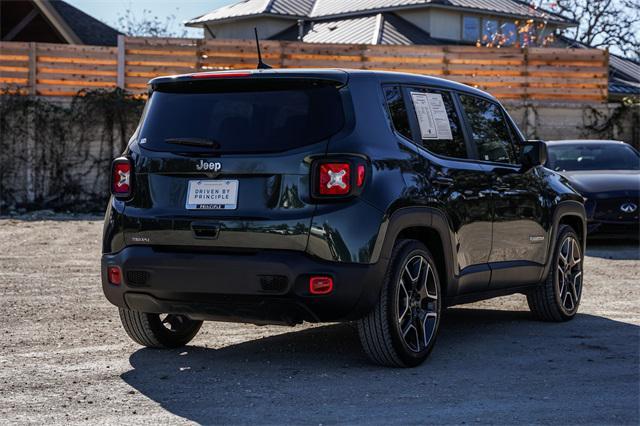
587, 241, 639, 260
121, 308, 639, 424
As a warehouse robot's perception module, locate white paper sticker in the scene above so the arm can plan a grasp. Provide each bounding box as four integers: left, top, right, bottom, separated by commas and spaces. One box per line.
410, 92, 437, 139
410, 92, 453, 140
426, 93, 453, 140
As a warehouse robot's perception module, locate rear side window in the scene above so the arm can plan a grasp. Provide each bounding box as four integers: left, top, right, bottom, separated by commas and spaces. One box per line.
459, 95, 516, 164
407, 87, 467, 159
384, 86, 412, 140
139, 81, 345, 154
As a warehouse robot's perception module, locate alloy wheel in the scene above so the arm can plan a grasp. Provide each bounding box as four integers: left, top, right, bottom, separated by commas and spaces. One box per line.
396, 255, 439, 353
556, 236, 583, 315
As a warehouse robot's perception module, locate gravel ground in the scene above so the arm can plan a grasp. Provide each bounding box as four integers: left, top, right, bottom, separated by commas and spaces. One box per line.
0, 219, 638, 425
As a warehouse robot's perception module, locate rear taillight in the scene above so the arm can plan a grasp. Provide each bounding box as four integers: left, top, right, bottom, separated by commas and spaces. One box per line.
313, 159, 367, 199
356, 164, 366, 188
319, 163, 351, 196
111, 157, 132, 198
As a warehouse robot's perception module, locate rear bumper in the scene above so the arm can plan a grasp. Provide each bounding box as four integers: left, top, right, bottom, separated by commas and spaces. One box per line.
101, 246, 386, 325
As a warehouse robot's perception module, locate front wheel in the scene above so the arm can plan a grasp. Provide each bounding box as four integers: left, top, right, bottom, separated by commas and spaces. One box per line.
527, 225, 584, 322
357, 240, 442, 367
119, 308, 203, 348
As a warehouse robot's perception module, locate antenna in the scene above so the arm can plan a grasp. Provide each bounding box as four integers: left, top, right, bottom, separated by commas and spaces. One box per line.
254, 28, 272, 70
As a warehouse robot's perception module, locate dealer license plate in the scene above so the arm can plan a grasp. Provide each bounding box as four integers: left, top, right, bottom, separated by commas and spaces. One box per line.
186, 180, 238, 210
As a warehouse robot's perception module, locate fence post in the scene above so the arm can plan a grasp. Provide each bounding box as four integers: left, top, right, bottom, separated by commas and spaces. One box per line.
442, 46, 450, 77
28, 42, 36, 95
603, 49, 609, 102
117, 35, 125, 89
523, 46, 529, 104
195, 38, 204, 71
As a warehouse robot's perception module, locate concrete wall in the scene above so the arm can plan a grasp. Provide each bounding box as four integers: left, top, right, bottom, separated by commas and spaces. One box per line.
505, 102, 639, 146
204, 17, 294, 40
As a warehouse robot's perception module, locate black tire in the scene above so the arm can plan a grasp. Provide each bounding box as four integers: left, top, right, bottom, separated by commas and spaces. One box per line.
119, 308, 203, 348
357, 240, 442, 367
527, 225, 584, 322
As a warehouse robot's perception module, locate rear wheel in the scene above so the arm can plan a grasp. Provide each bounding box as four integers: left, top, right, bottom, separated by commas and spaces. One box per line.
357, 240, 442, 367
527, 225, 583, 322
119, 308, 203, 348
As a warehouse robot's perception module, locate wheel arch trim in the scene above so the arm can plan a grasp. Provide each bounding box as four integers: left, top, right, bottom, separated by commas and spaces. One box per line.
542, 200, 587, 280
371, 207, 457, 297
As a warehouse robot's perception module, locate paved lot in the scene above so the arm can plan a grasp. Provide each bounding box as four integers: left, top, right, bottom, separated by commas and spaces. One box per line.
0, 218, 638, 425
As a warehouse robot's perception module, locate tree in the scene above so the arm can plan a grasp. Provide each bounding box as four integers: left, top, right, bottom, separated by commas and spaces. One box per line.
116, 8, 188, 38
550, 0, 640, 59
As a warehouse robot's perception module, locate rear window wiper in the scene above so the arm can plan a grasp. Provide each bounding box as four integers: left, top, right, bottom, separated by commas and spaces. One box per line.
165, 138, 221, 149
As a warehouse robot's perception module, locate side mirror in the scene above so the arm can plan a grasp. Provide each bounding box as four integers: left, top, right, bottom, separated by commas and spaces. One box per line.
520, 140, 548, 170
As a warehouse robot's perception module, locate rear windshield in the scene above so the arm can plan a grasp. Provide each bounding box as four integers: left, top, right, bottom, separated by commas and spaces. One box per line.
547, 143, 640, 171
138, 81, 345, 154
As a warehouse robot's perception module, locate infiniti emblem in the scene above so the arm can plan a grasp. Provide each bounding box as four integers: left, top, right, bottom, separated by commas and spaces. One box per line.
620, 202, 638, 213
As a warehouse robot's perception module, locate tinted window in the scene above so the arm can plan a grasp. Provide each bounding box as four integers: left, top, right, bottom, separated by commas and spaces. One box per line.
547, 143, 640, 171
463, 16, 480, 42
408, 87, 468, 159
460, 95, 516, 163
384, 86, 412, 140
139, 82, 345, 153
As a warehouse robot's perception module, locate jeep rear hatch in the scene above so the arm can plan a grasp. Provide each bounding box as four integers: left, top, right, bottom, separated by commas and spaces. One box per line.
122, 72, 352, 252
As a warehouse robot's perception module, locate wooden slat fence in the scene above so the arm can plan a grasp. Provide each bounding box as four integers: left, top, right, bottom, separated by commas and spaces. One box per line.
0, 36, 609, 102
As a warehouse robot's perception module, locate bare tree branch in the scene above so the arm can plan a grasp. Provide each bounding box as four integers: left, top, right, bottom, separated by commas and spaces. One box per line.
552, 0, 640, 59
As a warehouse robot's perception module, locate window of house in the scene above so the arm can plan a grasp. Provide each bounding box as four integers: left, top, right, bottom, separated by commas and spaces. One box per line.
459, 95, 517, 164
501, 22, 518, 45
482, 19, 499, 44
462, 16, 481, 42
383, 86, 412, 140
408, 87, 468, 159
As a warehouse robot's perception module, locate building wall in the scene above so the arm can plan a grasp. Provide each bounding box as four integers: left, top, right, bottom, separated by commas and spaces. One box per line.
396, 9, 431, 34
204, 17, 294, 40
397, 7, 559, 42
429, 9, 463, 40
505, 102, 638, 146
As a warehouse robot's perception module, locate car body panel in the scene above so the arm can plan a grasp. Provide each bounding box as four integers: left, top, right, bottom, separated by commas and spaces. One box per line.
101, 68, 586, 324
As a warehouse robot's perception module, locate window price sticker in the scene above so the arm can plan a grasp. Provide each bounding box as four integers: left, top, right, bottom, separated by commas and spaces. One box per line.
410, 92, 453, 140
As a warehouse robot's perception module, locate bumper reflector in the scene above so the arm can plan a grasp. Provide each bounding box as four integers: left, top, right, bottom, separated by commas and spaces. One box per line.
108, 266, 122, 286
309, 276, 333, 295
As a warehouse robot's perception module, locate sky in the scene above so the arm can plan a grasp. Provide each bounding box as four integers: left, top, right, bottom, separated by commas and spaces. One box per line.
65, 0, 237, 37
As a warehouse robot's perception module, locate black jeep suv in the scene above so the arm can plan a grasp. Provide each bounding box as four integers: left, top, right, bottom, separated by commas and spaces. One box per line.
102, 69, 586, 367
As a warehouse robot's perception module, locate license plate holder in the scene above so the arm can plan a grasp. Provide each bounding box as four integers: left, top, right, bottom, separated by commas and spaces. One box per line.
186, 180, 238, 210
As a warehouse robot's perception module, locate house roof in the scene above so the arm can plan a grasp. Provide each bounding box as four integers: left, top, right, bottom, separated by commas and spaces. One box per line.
608, 55, 640, 96
46, 0, 121, 46
187, 0, 316, 25
271, 12, 447, 45
308, 0, 571, 23
1, 0, 121, 46
186, 0, 574, 26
